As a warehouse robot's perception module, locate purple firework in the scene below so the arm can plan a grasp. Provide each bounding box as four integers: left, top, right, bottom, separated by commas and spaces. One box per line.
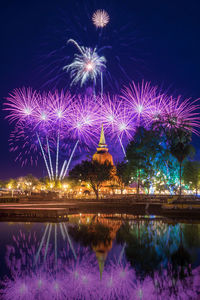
4, 88, 38, 124
100, 262, 135, 299
47, 90, 74, 126
67, 94, 100, 145
101, 94, 135, 144
121, 80, 158, 126
162, 95, 200, 134
4, 82, 200, 172
144, 93, 168, 128
9, 124, 41, 166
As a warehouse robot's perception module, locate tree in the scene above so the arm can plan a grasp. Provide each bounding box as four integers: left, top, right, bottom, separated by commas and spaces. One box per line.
126, 126, 166, 193
116, 162, 131, 194
69, 160, 113, 200
183, 161, 200, 195
167, 128, 195, 195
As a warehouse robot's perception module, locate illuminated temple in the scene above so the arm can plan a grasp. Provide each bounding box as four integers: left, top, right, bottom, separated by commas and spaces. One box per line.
93, 125, 114, 165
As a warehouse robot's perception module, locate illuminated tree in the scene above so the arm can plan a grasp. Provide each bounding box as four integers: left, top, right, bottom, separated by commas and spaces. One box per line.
183, 161, 200, 195
126, 127, 166, 193
116, 162, 131, 194
69, 160, 113, 199
167, 128, 195, 195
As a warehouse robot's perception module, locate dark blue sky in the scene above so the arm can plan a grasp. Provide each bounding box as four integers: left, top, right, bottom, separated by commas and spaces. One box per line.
1, 0, 200, 179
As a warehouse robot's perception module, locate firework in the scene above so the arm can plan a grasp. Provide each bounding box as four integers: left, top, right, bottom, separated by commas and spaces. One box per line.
162, 95, 200, 134
5, 88, 101, 178
144, 93, 168, 128
121, 81, 158, 126
100, 262, 135, 299
9, 124, 40, 166
4, 88, 38, 124
92, 9, 110, 28
63, 39, 106, 87
48, 90, 74, 125
101, 94, 135, 156
5, 81, 200, 178
67, 94, 100, 145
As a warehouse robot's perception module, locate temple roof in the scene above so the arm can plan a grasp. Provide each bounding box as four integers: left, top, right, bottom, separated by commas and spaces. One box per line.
93, 124, 114, 165
98, 124, 107, 148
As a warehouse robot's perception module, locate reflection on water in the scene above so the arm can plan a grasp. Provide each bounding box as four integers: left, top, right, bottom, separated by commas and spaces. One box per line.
0, 214, 200, 299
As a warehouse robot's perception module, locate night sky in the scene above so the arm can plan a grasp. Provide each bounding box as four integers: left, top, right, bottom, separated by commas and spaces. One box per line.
1, 0, 200, 179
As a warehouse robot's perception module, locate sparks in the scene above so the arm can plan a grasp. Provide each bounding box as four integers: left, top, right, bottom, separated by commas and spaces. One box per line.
92, 9, 110, 28
63, 39, 106, 87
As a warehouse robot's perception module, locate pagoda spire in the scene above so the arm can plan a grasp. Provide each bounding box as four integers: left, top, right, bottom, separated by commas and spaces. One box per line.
98, 124, 107, 148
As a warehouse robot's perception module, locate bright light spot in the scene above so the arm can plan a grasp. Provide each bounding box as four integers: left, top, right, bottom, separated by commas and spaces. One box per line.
108, 115, 114, 122
77, 122, 82, 129
24, 107, 31, 115
84, 117, 90, 124
137, 105, 143, 113
86, 62, 94, 71
41, 113, 47, 121
92, 9, 110, 28
57, 110, 62, 118
119, 123, 127, 131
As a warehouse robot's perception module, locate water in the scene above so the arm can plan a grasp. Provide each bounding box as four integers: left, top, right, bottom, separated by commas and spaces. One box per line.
0, 214, 200, 299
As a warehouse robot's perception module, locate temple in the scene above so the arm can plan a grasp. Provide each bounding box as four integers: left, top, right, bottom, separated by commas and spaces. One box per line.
92, 125, 114, 165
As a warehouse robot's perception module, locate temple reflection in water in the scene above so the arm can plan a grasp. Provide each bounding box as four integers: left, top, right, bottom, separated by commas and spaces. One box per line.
0, 214, 200, 299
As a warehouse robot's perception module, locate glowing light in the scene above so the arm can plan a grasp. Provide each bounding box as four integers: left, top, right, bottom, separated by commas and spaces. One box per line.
92, 9, 110, 28
41, 113, 47, 121
137, 105, 143, 113
57, 110, 62, 118
119, 123, 127, 131
24, 107, 32, 116
85, 62, 94, 71
64, 39, 106, 86
108, 115, 114, 122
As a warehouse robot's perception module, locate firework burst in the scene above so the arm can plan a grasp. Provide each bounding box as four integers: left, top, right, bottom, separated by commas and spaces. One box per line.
101, 94, 135, 142
4, 81, 200, 176
68, 94, 100, 146
92, 9, 110, 28
4, 88, 38, 124
162, 95, 200, 134
121, 81, 158, 126
63, 39, 106, 87
48, 90, 74, 125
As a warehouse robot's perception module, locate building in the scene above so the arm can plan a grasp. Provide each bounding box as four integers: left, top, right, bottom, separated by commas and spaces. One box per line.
93, 125, 114, 166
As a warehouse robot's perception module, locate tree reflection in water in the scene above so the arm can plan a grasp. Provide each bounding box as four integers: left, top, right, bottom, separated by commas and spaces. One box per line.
0, 215, 200, 299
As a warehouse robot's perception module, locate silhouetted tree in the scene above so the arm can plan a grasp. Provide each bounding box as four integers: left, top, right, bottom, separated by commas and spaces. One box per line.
69, 160, 113, 199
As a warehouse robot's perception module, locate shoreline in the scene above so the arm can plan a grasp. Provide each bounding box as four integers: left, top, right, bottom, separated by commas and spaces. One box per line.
0, 195, 200, 222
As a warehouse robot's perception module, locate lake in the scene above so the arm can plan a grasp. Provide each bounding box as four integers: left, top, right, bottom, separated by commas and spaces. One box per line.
0, 214, 200, 299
